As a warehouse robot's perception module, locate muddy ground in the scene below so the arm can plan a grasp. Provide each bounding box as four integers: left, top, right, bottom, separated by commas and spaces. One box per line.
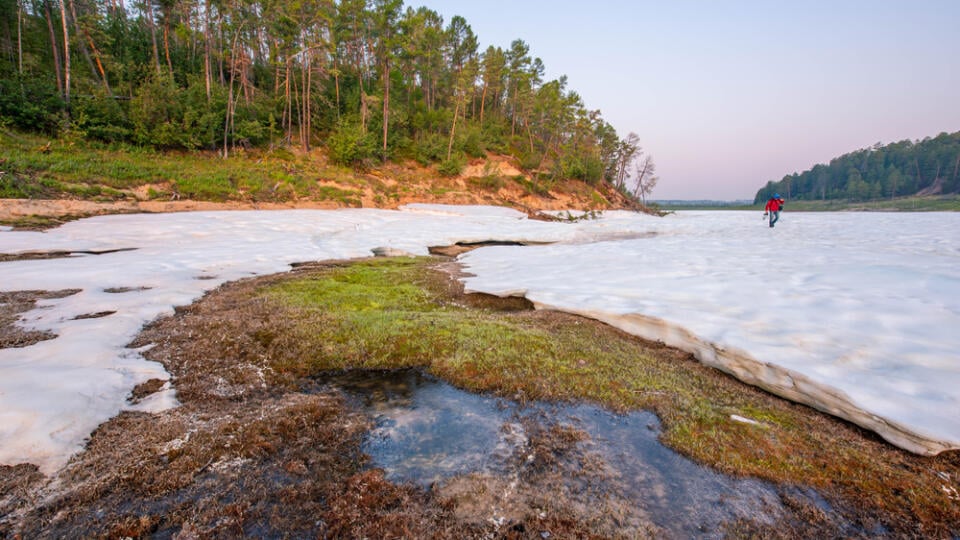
0, 260, 956, 539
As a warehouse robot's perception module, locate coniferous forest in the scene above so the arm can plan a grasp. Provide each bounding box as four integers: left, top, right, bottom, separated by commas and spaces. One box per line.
0, 0, 652, 192
755, 132, 960, 204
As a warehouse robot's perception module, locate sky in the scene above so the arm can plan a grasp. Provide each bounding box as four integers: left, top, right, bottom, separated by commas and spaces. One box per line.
414, 0, 960, 200
2, 208, 958, 473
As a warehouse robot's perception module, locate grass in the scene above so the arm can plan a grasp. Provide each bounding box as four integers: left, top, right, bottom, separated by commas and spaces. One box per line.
0, 130, 366, 203
466, 174, 506, 191
511, 175, 552, 197
249, 257, 959, 536
1, 129, 632, 216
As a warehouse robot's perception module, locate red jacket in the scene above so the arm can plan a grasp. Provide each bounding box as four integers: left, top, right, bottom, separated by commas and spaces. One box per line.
765, 198, 784, 212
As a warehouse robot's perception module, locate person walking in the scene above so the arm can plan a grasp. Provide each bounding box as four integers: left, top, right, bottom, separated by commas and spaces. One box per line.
763, 193, 785, 228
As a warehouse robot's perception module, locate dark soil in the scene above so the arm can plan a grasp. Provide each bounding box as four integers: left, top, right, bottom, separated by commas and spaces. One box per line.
0, 289, 79, 348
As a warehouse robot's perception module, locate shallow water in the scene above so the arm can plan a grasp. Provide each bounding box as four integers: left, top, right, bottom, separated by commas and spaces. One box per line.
312, 369, 838, 538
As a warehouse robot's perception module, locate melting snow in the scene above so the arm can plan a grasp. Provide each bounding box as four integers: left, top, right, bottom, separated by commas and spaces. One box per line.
0, 206, 957, 473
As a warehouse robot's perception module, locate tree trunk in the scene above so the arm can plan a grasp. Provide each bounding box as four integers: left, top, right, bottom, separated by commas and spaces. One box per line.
446, 85, 461, 161
360, 89, 368, 133
223, 64, 234, 158
306, 56, 311, 150
84, 32, 112, 96
222, 25, 243, 158
144, 0, 161, 74
534, 132, 554, 179
43, 0, 63, 96
16, 0, 22, 74
301, 49, 310, 151
203, 0, 211, 99
525, 117, 534, 155
272, 40, 279, 95
381, 59, 389, 161
163, 21, 173, 76
292, 63, 301, 145
470, 84, 477, 119
479, 82, 487, 124
67, 0, 112, 96
58, 0, 70, 112
241, 49, 250, 104
65, 0, 105, 88
334, 70, 340, 121
284, 59, 292, 144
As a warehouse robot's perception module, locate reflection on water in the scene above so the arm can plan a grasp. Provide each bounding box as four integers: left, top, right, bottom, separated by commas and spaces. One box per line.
312, 369, 831, 538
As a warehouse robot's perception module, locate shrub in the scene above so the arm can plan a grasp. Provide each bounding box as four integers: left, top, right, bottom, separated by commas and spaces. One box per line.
438, 154, 465, 177
413, 132, 447, 165
0, 76, 63, 134
71, 91, 132, 143
468, 175, 505, 191
327, 121, 376, 165
556, 154, 604, 185
462, 126, 486, 158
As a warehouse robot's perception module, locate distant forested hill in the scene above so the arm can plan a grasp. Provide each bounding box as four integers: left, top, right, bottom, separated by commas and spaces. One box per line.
754, 132, 960, 203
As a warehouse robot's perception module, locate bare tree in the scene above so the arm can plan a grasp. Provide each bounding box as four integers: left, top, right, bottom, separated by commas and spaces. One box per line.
631, 155, 658, 205
613, 132, 640, 192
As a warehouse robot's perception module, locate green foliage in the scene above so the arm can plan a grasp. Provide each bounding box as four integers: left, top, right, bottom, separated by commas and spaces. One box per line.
438, 154, 465, 177
556, 153, 605, 184
173, 174, 234, 201
1, 0, 643, 195
512, 175, 551, 197
413, 132, 448, 165
182, 79, 229, 150
0, 172, 50, 198
316, 185, 363, 206
467, 175, 505, 191
566, 209, 602, 221
461, 125, 486, 158
0, 76, 63, 134
71, 92, 132, 143
130, 75, 196, 149
517, 151, 542, 172
327, 121, 377, 166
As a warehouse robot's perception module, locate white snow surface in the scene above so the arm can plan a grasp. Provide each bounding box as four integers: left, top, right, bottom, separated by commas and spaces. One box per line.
0, 206, 957, 473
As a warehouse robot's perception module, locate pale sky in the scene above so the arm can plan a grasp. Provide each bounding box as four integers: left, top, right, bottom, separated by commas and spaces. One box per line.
416, 0, 960, 200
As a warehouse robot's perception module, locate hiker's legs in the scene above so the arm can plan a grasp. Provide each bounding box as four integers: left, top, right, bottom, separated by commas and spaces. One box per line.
769, 210, 780, 227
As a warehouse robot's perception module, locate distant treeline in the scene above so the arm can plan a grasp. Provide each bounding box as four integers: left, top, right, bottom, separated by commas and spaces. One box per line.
755, 132, 960, 203
0, 0, 653, 192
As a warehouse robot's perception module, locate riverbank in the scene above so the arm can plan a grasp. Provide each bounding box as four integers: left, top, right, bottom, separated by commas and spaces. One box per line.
0, 130, 634, 230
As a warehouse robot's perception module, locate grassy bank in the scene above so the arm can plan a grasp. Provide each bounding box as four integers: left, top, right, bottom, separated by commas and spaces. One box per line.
0, 130, 627, 220
0, 130, 370, 204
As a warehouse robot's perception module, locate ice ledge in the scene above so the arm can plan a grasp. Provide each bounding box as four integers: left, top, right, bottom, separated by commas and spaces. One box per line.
531, 301, 959, 457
